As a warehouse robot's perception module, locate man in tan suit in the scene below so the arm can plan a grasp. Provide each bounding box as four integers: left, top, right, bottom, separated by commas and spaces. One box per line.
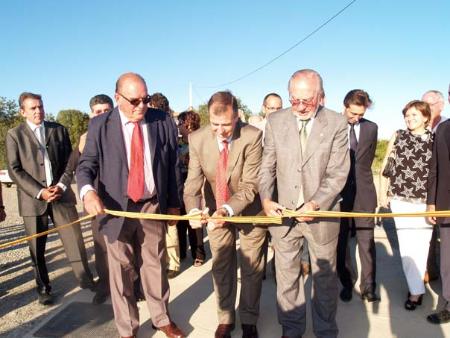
184, 91, 266, 338
259, 69, 349, 338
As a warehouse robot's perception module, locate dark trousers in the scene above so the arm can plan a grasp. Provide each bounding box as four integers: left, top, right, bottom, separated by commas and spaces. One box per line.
427, 225, 440, 278
91, 217, 109, 293
440, 225, 450, 310
23, 204, 93, 291
105, 199, 170, 337
177, 219, 205, 260
337, 216, 376, 292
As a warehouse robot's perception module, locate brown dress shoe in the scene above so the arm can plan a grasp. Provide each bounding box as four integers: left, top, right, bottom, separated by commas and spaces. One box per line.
155, 322, 186, 338
215, 323, 235, 338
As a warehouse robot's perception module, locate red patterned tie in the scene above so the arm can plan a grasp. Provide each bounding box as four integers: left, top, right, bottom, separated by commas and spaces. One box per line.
215, 140, 230, 209
127, 122, 145, 202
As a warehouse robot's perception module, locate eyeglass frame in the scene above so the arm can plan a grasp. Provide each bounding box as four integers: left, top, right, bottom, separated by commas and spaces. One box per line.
289, 95, 317, 108
117, 92, 151, 107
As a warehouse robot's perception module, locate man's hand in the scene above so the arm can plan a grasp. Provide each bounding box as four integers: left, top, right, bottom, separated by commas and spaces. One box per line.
48, 185, 63, 202
83, 190, 105, 216
167, 207, 180, 226
209, 208, 228, 229
296, 201, 319, 223
262, 199, 285, 216
41, 188, 60, 202
188, 208, 210, 229
427, 204, 437, 225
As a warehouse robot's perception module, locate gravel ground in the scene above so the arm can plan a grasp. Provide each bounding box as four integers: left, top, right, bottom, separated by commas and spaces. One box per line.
0, 184, 96, 338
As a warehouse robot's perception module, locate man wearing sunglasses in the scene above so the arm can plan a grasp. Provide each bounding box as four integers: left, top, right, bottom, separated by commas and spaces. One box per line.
77, 73, 185, 338
259, 69, 349, 338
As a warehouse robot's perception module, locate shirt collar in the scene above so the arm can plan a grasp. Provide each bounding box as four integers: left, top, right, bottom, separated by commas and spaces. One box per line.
118, 109, 145, 127
26, 119, 43, 131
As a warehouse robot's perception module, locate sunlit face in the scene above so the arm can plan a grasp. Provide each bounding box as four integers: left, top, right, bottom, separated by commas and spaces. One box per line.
344, 104, 366, 124
115, 77, 148, 122
263, 96, 282, 117
288, 77, 320, 120
422, 93, 444, 118
90, 103, 112, 118
404, 107, 428, 132
209, 104, 238, 141
21, 98, 45, 125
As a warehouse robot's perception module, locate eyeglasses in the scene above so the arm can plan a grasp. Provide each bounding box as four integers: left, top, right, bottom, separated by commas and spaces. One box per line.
289, 96, 316, 108
118, 92, 151, 106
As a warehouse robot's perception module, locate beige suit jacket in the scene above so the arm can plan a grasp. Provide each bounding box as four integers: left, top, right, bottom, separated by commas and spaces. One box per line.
184, 121, 263, 216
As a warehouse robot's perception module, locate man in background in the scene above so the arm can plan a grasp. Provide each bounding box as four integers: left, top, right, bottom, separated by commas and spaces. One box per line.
6, 92, 94, 305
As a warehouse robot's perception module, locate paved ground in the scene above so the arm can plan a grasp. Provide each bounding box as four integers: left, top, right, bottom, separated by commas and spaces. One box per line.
2, 184, 450, 337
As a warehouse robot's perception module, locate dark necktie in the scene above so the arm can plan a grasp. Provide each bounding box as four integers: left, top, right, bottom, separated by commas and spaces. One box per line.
127, 122, 145, 202
349, 123, 358, 179
215, 141, 230, 209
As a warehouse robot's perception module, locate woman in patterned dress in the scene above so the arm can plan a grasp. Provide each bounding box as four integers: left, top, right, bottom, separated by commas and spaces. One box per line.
380, 100, 434, 311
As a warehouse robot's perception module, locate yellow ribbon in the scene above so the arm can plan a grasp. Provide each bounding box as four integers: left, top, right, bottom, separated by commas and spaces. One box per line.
1, 208, 447, 250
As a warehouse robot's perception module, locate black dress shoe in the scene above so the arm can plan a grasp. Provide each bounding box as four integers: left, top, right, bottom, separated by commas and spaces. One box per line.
340, 287, 353, 302
361, 290, 380, 302
38, 289, 54, 305
215, 323, 235, 338
404, 294, 423, 311
427, 309, 450, 324
80, 279, 97, 291
92, 290, 109, 305
242, 324, 258, 338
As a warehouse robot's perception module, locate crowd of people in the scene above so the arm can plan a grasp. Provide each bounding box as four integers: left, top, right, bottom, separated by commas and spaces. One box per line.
2, 69, 450, 338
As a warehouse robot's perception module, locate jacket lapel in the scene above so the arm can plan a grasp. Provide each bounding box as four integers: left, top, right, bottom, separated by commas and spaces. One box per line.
356, 118, 366, 160
146, 112, 157, 165
109, 109, 128, 172
302, 107, 327, 166
44, 121, 54, 145
226, 121, 243, 181
22, 122, 41, 149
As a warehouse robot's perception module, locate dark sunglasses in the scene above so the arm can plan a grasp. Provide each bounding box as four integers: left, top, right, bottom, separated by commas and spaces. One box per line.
118, 92, 151, 106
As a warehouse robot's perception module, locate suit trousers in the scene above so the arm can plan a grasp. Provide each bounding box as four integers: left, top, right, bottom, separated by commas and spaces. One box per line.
91, 217, 109, 293
270, 221, 339, 338
337, 216, 376, 292
440, 224, 450, 310
165, 223, 180, 271
104, 199, 170, 337
23, 203, 93, 291
177, 219, 206, 261
207, 222, 266, 325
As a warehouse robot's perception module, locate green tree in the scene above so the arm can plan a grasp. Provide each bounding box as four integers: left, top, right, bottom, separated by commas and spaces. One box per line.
56, 109, 89, 148
372, 139, 389, 174
0, 97, 22, 169
196, 96, 253, 127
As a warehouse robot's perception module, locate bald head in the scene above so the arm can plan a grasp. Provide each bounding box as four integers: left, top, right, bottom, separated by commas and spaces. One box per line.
114, 72, 149, 122
115, 72, 147, 93
288, 69, 324, 96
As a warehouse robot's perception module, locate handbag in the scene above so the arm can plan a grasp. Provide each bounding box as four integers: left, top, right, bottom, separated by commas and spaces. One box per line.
382, 131, 400, 178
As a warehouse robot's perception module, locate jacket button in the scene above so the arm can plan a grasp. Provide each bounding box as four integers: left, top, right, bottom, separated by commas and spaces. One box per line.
297, 168, 302, 172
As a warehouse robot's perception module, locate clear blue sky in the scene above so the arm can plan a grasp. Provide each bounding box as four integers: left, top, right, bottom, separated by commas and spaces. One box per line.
1, 0, 449, 139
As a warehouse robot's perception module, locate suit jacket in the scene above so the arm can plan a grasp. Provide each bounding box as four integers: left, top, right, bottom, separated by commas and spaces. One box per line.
341, 118, 378, 220
183, 121, 263, 217
427, 119, 450, 224
259, 106, 350, 245
76, 107, 182, 241
6, 121, 76, 217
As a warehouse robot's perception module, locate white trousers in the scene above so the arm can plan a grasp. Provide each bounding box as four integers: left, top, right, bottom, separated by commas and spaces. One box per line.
391, 198, 433, 295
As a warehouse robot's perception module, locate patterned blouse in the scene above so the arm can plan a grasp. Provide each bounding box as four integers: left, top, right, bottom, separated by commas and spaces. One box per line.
389, 129, 433, 201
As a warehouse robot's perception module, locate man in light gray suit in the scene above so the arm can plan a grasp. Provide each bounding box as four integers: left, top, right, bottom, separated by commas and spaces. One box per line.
259, 69, 350, 338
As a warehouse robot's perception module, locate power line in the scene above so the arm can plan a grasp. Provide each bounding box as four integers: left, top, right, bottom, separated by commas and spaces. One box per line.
197, 0, 358, 89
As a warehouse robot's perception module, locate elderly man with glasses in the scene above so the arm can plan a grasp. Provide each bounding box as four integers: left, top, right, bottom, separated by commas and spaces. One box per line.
77, 72, 185, 338
259, 69, 349, 338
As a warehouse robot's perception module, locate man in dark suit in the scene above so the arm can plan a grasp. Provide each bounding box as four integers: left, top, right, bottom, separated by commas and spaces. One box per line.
184, 91, 266, 338
77, 73, 185, 338
6, 92, 94, 305
336, 89, 380, 303
426, 119, 450, 324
